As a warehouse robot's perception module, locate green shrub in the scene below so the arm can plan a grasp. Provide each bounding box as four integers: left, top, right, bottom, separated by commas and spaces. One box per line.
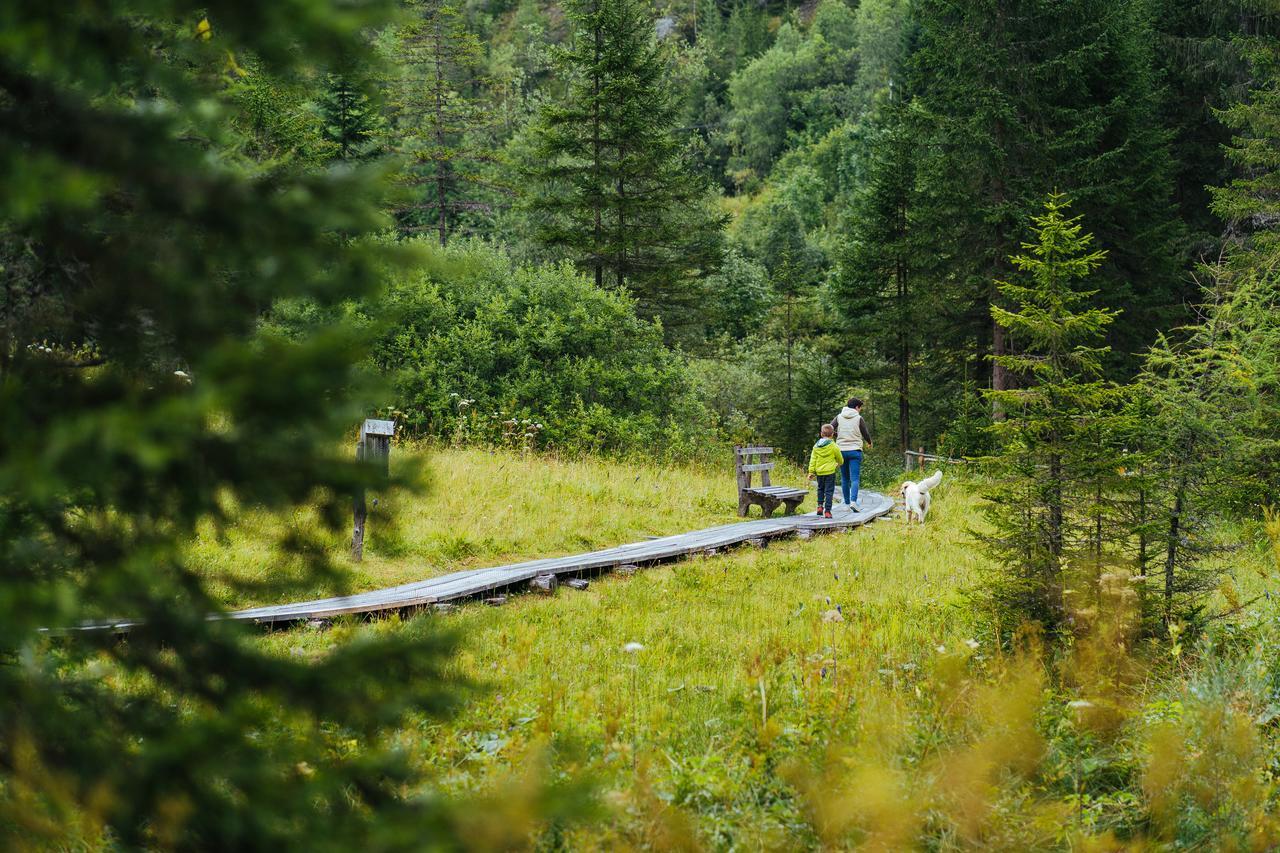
372, 240, 712, 458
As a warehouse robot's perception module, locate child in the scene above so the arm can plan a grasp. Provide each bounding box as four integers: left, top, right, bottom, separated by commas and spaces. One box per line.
807, 423, 843, 518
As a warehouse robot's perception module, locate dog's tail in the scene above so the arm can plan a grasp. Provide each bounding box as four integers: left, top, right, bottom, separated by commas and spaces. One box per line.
918, 470, 943, 492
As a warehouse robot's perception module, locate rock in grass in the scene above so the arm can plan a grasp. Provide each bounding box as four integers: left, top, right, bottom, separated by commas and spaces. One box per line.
529, 574, 558, 594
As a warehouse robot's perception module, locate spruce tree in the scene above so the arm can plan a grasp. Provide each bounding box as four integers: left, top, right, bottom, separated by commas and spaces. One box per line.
909, 0, 1182, 401
981, 194, 1120, 634
1211, 33, 1280, 266
521, 0, 724, 331
1137, 263, 1265, 628
1137, 42, 1280, 627
835, 90, 928, 452
0, 2, 505, 845
391, 0, 494, 244
316, 73, 384, 161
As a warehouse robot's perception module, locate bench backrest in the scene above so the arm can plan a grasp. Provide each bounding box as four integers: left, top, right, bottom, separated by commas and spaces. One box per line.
734, 446, 775, 493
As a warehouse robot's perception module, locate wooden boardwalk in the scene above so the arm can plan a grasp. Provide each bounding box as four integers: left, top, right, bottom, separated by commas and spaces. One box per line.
226, 491, 894, 626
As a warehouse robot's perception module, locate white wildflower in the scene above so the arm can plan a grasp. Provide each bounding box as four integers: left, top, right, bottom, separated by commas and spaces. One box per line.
623, 642, 644, 654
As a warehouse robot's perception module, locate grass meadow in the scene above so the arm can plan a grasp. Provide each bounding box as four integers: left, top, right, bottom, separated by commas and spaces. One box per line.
203, 447, 1279, 849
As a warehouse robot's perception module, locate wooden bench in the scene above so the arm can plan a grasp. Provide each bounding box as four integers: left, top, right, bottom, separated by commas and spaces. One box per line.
735, 446, 806, 517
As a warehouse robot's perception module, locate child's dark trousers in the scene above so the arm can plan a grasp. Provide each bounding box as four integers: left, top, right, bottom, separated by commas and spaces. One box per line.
815, 474, 836, 512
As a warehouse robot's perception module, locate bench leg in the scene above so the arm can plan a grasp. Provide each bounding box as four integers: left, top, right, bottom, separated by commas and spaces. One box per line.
782, 498, 802, 516
760, 497, 780, 518
738, 494, 752, 517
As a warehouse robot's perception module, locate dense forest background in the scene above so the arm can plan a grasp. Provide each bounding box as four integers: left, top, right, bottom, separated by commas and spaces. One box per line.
228, 0, 1276, 462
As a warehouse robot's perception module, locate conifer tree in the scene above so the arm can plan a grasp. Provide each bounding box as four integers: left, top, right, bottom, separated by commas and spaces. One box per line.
835, 90, 928, 452
316, 73, 384, 161
521, 0, 723, 331
1137, 42, 1280, 627
981, 195, 1120, 633
910, 0, 1182, 401
0, 2, 518, 845
391, 0, 494, 243
1137, 262, 1264, 627
1211, 34, 1280, 266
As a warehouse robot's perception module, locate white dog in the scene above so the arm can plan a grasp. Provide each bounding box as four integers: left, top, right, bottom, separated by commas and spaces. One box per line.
901, 470, 943, 524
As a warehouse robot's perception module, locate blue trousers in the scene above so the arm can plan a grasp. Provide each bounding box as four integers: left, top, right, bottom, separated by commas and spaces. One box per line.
839, 449, 862, 505
815, 473, 835, 512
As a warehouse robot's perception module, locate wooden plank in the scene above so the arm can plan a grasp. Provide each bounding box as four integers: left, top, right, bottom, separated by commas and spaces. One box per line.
740, 463, 775, 472
735, 446, 774, 456
199, 491, 896, 626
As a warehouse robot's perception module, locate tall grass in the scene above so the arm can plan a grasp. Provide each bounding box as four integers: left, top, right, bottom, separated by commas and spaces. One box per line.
210, 448, 1280, 847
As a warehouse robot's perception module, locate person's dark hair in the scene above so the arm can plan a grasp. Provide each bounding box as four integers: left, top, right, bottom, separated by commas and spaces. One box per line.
848, 397, 863, 409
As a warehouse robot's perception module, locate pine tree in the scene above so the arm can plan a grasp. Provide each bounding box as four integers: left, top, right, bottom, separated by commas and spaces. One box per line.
316, 73, 384, 161
391, 0, 494, 244
835, 89, 928, 452
981, 195, 1121, 633
1137, 259, 1276, 628
521, 0, 724, 331
910, 0, 1183, 404
0, 3, 519, 845
1137, 41, 1280, 627
1211, 32, 1280, 266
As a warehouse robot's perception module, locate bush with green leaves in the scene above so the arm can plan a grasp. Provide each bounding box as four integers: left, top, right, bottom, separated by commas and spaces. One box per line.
372, 240, 712, 458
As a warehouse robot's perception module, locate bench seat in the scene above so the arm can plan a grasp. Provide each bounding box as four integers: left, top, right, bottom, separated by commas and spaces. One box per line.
735, 447, 806, 518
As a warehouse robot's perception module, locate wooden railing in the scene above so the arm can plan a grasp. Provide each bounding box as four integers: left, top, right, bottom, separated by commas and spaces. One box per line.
903, 447, 967, 471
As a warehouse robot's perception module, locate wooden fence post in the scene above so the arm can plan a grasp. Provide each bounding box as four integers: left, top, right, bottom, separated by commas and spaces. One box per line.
353, 418, 395, 562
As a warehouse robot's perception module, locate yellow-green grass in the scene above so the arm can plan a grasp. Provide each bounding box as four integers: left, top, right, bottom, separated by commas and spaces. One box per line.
189, 445, 815, 610
212, 450, 1275, 847
255, 466, 987, 846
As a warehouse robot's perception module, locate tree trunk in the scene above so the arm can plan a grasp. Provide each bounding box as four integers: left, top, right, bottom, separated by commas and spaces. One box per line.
591, 14, 603, 290
896, 254, 909, 452
785, 295, 793, 407
432, 12, 449, 247
1164, 474, 1187, 627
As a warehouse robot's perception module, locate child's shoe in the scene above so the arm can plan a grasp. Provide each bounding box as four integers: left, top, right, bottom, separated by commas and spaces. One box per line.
823, 509, 833, 519
814, 508, 824, 516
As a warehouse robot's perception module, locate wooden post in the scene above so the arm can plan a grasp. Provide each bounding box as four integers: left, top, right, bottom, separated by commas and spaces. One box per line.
918, 447, 925, 472
352, 440, 366, 562
735, 446, 750, 517
353, 418, 395, 562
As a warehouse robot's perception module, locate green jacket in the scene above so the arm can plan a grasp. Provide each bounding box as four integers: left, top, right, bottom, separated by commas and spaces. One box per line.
808, 438, 843, 476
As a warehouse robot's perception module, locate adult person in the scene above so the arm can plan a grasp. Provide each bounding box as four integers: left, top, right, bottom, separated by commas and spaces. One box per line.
831, 397, 872, 511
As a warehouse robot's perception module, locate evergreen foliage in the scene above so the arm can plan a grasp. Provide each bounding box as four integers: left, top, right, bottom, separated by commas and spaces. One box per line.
1211, 33, 1280, 266
316, 73, 385, 161
835, 92, 928, 452
0, 1, 496, 845
909, 0, 1183, 395
391, 0, 495, 243
520, 0, 724, 332
980, 195, 1121, 633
